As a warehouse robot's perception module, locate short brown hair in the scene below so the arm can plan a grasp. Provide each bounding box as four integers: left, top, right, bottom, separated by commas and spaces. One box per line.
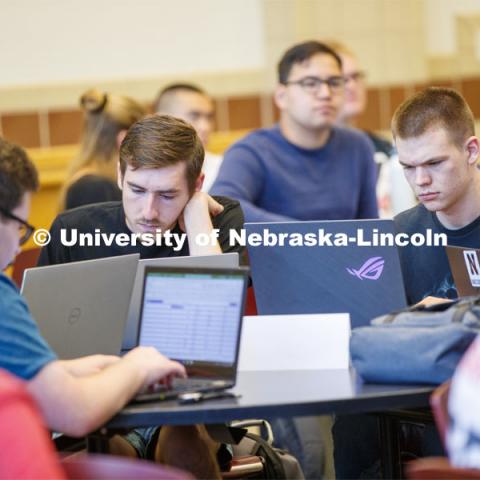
0, 138, 39, 216
119, 115, 204, 192
392, 87, 475, 148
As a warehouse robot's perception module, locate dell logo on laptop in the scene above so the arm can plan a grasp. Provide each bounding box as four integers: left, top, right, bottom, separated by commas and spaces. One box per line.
67, 308, 81, 325
347, 257, 385, 280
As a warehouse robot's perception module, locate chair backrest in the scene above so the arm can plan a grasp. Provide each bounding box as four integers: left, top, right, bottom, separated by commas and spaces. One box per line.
429, 381, 451, 447
0, 369, 66, 479
62, 454, 193, 479
244, 286, 258, 316
11, 247, 41, 287
407, 457, 480, 479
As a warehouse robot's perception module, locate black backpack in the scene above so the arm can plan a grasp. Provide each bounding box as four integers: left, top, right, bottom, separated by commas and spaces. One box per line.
230, 420, 304, 479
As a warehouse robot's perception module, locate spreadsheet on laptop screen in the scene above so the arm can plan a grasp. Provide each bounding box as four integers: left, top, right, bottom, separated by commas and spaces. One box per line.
139, 272, 244, 364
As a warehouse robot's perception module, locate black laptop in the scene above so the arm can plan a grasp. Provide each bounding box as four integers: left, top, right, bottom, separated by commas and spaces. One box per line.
245, 219, 407, 329
134, 266, 248, 402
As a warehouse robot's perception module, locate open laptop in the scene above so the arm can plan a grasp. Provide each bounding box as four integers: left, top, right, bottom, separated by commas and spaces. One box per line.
122, 252, 239, 350
133, 266, 248, 402
446, 245, 480, 297
21, 254, 139, 359
246, 219, 407, 329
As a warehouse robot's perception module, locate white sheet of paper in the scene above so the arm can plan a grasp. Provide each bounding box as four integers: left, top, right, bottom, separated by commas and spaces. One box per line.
238, 313, 351, 371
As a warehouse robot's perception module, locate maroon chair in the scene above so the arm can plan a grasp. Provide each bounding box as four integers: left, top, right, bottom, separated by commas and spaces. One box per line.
429, 381, 451, 448
244, 286, 258, 316
11, 247, 41, 287
62, 454, 194, 479
407, 457, 480, 479
407, 382, 480, 479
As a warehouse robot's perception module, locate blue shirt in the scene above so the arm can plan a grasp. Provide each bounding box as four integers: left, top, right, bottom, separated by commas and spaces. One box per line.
0, 274, 56, 380
211, 125, 379, 222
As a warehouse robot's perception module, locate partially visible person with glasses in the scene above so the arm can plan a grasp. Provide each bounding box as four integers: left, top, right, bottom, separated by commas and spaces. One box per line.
212, 40, 378, 227
328, 41, 415, 218
0, 207, 35, 247
283, 75, 346, 95
0, 139, 38, 269
0, 137, 197, 476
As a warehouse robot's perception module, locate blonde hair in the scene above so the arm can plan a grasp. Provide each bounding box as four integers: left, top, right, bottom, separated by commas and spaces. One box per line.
59, 89, 146, 209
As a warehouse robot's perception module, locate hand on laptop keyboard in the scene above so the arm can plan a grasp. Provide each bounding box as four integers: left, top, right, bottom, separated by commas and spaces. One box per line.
122, 347, 186, 391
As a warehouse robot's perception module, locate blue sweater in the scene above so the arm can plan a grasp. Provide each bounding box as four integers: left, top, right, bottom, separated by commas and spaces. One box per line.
211, 125, 379, 222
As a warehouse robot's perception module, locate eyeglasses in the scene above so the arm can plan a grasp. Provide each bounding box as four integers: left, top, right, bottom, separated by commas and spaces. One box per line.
344, 71, 366, 84
284, 76, 345, 94
0, 207, 35, 246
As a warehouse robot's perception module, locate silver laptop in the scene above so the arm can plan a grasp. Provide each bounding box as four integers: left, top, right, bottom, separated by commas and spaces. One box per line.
133, 265, 248, 402
21, 254, 140, 359
446, 245, 480, 297
122, 252, 239, 350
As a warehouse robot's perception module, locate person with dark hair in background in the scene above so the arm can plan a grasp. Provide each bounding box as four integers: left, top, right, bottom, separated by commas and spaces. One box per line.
154, 83, 222, 192
211, 40, 378, 223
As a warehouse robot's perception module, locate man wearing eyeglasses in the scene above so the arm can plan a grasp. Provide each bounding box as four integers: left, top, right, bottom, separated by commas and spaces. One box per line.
211, 40, 378, 223
330, 42, 392, 158
330, 41, 415, 218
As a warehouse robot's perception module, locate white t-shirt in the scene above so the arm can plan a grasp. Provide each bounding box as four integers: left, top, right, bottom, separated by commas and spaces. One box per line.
202, 151, 223, 193
447, 335, 480, 467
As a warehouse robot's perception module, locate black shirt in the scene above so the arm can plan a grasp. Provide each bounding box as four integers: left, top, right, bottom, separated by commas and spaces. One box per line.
366, 132, 393, 157
38, 196, 244, 266
65, 175, 122, 211
394, 204, 480, 304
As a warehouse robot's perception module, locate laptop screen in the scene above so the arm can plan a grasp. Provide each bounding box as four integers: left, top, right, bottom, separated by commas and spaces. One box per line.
446, 245, 480, 297
138, 268, 247, 376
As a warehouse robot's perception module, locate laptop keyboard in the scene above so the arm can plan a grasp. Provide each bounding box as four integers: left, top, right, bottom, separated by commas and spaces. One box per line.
132, 378, 231, 403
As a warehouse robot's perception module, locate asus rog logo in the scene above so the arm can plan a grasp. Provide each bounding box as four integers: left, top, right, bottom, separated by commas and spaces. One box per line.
347, 257, 385, 280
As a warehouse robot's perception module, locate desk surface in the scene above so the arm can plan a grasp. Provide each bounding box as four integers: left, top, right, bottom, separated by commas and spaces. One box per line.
106, 369, 433, 429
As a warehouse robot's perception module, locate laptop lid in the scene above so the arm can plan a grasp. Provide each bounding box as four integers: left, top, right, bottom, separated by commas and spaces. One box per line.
446, 245, 480, 297
21, 254, 139, 359
246, 219, 407, 328
137, 266, 248, 381
122, 252, 239, 350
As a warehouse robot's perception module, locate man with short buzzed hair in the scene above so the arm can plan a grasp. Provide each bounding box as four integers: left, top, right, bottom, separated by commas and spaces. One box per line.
155, 83, 222, 191
392, 87, 480, 305
334, 87, 480, 480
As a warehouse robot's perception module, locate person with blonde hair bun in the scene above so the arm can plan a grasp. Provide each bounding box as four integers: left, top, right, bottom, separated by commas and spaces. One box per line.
60, 89, 146, 211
